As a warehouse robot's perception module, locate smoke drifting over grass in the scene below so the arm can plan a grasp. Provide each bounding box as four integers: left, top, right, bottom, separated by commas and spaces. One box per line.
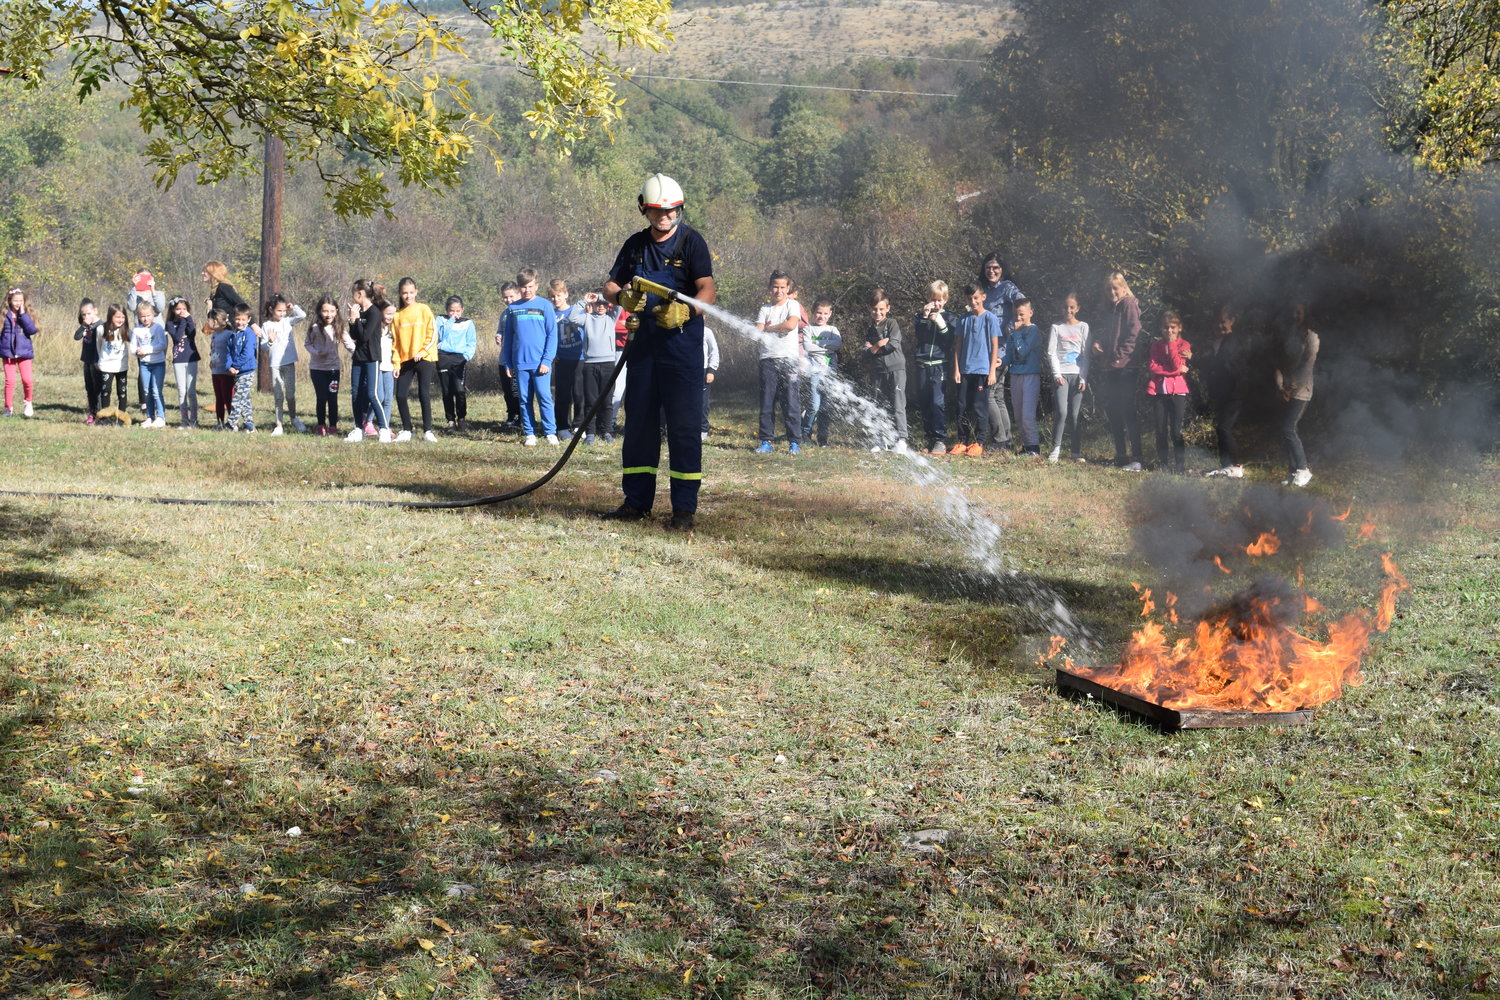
1129, 479, 1348, 619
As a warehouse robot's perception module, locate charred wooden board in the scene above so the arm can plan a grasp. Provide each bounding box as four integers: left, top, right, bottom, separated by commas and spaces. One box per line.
1055, 668, 1315, 731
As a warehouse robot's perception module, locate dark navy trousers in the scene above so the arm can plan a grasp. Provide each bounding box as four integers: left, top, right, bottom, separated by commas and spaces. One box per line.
621, 352, 704, 513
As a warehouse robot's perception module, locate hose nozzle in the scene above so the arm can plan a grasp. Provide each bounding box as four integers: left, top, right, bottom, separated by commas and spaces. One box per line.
629, 276, 679, 302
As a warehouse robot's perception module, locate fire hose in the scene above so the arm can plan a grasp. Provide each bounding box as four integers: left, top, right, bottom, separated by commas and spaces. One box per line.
0, 278, 676, 511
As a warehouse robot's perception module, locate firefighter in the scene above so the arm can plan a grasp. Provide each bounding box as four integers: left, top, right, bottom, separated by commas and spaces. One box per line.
601, 174, 718, 530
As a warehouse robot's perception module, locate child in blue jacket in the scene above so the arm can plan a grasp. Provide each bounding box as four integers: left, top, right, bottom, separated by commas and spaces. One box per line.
435, 295, 476, 430
1005, 298, 1045, 455
226, 304, 259, 432
501, 268, 559, 445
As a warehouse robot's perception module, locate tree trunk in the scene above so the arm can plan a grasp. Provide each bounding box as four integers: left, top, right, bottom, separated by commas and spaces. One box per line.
257, 134, 284, 394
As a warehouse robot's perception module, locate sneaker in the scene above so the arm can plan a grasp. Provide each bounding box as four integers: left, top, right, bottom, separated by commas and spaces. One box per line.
363, 422, 377, 436
603, 433, 614, 443
394, 430, 412, 443
423, 430, 438, 443
344, 426, 364, 442
754, 440, 773, 454
243, 426, 255, 434
1121, 461, 1144, 472
700, 431, 708, 442
378, 428, 394, 443
948, 442, 967, 455
1, 407, 10, 416
893, 439, 909, 454
667, 509, 695, 531
584, 433, 596, 445
291, 418, 308, 433
23, 401, 33, 417
271, 424, 284, 436
456, 419, 468, 432
445, 421, 456, 430
929, 444, 947, 456
546, 433, 560, 445
1291, 468, 1313, 488
789, 442, 801, 456
1226, 465, 1244, 478
870, 445, 883, 453
1073, 455, 1086, 464
1204, 466, 1230, 477
965, 442, 984, 457
600, 503, 650, 521
314, 424, 326, 437
1048, 448, 1061, 463
84, 414, 95, 425
558, 429, 573, 441
524, 434, 538, 447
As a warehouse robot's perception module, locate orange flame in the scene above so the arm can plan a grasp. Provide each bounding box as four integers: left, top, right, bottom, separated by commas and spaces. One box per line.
1213, 556, 1232, 574
1356, 521, 1377, 544
1073, 554, 1408, 713
1332, 506, 1352, 521
1376, 554, 1409, 630
1246, 532, 1281, 557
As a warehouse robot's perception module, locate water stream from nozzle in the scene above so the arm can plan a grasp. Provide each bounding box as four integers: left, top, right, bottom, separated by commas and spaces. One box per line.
675, 292, 1094, 652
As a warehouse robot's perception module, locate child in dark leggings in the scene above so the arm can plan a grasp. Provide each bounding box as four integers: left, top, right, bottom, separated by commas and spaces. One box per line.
1147, 310, 1192, 473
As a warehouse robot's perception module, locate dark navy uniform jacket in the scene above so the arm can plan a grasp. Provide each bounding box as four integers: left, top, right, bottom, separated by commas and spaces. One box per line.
608, 223, 713, 369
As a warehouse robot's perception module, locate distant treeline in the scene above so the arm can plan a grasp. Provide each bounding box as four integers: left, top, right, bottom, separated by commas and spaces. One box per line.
0, 0, 1494, 452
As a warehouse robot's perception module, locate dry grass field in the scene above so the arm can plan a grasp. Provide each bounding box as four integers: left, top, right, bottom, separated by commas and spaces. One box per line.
449, 1, 1013, 79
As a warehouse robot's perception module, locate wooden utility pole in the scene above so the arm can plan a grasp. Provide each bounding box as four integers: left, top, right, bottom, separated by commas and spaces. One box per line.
257, 134, 285, 392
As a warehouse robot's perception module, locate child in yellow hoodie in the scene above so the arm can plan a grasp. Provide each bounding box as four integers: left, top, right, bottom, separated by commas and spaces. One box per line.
391, 276, 438, 442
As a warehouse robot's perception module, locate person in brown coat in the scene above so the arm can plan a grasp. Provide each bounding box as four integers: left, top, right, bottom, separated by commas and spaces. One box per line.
1092, 271, 1145, 470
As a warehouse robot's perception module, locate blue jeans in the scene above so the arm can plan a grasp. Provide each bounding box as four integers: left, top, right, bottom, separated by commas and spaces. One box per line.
350, 362, 390, 429
1283, 398, 1309, 473
515, 368, 555, 435
801, 362, 834, 442
140, 361, 166, 420
758, 357, 801, 443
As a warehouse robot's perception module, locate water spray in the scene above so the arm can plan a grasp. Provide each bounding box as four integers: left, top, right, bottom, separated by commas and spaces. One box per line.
672, 289, 1095, 651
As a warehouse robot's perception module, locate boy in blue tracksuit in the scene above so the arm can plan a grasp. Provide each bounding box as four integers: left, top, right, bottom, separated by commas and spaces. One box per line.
226, 304, 259, 432
501, 268, 559, 445
1005, 297, 1045, 455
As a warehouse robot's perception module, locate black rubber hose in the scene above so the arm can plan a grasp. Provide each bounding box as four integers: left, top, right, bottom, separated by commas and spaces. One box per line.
0, 345, 631, 511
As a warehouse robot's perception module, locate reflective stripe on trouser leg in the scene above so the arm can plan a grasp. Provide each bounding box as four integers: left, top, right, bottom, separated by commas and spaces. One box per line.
621, 351, 662, 510
662, 361, 705, 512
620, 353, 706, 513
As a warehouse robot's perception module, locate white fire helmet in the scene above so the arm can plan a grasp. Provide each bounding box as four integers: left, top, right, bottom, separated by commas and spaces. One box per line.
638, 173, 685, 214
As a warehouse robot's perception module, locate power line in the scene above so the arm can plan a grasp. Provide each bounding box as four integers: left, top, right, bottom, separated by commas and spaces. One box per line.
622, 75, 765, 148
632, 73, 959, 99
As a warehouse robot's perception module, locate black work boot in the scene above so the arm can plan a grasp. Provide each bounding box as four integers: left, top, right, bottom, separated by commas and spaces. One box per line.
667, 510, 695, 531
600, 503, 650, 522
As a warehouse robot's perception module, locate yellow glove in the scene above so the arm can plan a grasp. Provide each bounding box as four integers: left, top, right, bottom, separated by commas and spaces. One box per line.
653, 300, 692, 330
617, 286, 648, 314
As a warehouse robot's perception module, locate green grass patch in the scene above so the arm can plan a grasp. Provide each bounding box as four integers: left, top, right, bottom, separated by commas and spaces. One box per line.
0, 379, 1496, 999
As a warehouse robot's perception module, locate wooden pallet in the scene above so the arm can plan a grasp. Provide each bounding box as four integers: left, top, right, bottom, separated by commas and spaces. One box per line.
1055, 668, 1315, 731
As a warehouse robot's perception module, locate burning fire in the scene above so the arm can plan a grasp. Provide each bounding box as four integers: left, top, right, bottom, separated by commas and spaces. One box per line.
1058, 529, 1410, 713
1246, 531, 1281, 557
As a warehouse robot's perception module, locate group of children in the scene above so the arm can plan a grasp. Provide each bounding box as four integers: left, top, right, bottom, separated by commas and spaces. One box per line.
747, 259, 1320, 486
52, 266, 631, 444
20, 255, 1320, 486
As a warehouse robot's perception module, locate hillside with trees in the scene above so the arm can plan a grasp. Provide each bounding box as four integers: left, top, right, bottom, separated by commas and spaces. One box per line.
0, 0, 1495, 439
